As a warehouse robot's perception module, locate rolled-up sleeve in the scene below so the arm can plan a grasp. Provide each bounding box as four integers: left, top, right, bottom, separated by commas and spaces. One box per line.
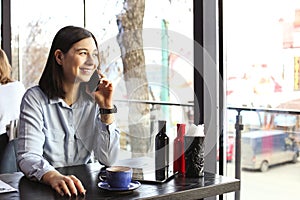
17, 88, 55, 181
94, 120, 120, 166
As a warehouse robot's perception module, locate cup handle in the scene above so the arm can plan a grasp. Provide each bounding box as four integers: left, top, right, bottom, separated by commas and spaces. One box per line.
99, 175, 106, 181
98, 167, 107, 181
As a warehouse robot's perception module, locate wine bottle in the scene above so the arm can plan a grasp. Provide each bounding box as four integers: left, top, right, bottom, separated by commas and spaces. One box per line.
155, 120, 169, 180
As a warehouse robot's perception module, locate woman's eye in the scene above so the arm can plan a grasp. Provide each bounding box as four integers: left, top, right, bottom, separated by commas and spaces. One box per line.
79, 51, 88, 55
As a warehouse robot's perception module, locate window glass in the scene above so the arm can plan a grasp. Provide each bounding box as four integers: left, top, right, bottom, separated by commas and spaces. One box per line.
10, 0, 193, 159
85, 0, 193, 156
11, 0, 83, 88
224, 0, 300, 199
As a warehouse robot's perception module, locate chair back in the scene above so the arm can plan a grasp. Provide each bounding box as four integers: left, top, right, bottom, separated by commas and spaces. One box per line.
6, 119, 19, 141
0, 139, 19, 173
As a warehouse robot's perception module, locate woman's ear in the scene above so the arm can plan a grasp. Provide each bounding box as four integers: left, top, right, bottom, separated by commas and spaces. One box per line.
54, 50, 64, 65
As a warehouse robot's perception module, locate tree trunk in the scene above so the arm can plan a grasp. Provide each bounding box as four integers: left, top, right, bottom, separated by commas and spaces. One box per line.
117, 0, 151, 157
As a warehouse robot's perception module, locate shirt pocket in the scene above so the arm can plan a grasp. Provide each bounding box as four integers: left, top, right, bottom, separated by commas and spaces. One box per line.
75, 127, 95, 152
44, 129, 65, 164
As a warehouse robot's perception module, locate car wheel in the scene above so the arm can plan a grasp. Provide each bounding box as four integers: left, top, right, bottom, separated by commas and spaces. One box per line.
291, 154, 298, 163
260, 161, 269, 172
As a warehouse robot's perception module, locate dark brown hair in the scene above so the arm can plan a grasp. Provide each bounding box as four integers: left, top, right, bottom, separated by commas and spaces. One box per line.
39, 25, 99, 99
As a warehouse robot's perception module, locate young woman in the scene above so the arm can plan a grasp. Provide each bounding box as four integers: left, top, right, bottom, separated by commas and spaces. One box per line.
0, 49, 25, 161
17, 26, 120, 197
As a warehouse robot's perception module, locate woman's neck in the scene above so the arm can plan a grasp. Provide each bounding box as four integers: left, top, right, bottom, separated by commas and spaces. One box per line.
63, 83, 80, 106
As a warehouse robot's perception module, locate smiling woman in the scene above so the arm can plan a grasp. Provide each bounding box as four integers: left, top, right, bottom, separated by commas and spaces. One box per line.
54, 37, 99, 87
16, 26, 120, 198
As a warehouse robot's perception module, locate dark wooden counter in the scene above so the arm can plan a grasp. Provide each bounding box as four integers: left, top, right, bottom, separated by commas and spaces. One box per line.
0, 162, 239, 200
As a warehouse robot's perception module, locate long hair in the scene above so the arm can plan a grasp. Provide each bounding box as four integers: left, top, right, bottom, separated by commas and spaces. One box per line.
39, 25, 99, 99
0, 49, 13, 84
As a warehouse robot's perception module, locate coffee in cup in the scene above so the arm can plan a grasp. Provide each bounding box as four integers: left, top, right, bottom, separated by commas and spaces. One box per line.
106, 166, 133, 188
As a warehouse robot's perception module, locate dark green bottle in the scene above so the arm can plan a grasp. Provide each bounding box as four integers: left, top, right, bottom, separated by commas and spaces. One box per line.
155, 120, 169, 180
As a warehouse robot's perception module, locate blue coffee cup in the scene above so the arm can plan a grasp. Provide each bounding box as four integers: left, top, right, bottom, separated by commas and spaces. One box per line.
106, 166, 133, 188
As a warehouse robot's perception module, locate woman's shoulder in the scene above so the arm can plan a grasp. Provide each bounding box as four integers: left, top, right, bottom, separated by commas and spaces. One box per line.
23, 85, 47, 101
1, 80, 23, 88
25, 85, 42, 94
0, 81, 25, 93
11, 81, 25, 91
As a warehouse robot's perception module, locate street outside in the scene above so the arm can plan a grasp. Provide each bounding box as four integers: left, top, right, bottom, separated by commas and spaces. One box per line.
225, 157, 300, 200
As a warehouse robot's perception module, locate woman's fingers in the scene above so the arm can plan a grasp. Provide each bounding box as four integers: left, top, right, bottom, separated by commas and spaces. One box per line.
53, 184, 65, 197
52, 175, 85, 197
42, 171, 85, 197
54, 180, 71, 197
69, 175, 86, 195
63, 176, 78, 196
93, 71, 112, 89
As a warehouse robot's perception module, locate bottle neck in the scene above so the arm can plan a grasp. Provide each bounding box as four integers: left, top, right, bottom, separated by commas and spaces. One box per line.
158, 120, 166, 134
177, 124, 186, 137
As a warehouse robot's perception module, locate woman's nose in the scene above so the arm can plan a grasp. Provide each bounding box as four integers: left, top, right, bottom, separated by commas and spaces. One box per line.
86, 54, 98, 66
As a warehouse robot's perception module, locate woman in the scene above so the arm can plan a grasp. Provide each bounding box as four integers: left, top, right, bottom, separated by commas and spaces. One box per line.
0, 49, 25, 161
17, 26, 120, 197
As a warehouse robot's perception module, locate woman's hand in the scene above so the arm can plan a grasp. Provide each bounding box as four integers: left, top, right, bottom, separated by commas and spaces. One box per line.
94, 71, 114, 108
86, 70, 114, 108
41, 170, 86, 197
86, 70, 115, 124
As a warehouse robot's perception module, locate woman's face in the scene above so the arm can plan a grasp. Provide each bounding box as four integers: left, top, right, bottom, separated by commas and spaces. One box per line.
60, 37, 99, 84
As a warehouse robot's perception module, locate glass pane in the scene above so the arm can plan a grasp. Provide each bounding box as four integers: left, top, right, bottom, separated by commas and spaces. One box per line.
85, 0, 194, 159
11, 0, 84, 89
224, 0, 300, 199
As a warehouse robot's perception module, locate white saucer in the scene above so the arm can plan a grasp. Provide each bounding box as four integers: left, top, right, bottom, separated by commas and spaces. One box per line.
98, 181, 141, 192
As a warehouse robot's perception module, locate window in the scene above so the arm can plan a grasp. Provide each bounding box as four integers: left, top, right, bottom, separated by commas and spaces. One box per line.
9, 0, 194, 158
224, 0, 300, 199
11, 0, 83, 88
84, 0, 194, 156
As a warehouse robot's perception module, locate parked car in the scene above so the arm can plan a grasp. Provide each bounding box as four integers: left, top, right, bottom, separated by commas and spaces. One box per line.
241, 130, 299, 172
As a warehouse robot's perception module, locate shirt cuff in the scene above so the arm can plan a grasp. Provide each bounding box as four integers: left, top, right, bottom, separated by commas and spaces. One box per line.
100, 121, 117, 134
36, 164, 56, 181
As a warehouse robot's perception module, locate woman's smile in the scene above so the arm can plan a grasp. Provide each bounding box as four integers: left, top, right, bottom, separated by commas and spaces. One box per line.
79, 67, 94, 75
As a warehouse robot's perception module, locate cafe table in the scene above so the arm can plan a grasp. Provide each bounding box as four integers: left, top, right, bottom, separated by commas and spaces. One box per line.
0, 161, 240, 200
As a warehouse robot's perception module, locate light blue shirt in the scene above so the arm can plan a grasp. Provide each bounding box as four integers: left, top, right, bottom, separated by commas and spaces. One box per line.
17, 86, 120, 181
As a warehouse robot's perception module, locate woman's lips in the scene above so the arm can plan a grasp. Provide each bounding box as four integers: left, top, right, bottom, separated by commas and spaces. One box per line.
80, 68, 94, 74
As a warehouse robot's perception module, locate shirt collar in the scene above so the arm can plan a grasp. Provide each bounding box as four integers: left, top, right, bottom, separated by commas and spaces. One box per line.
48, 90, 95, 108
